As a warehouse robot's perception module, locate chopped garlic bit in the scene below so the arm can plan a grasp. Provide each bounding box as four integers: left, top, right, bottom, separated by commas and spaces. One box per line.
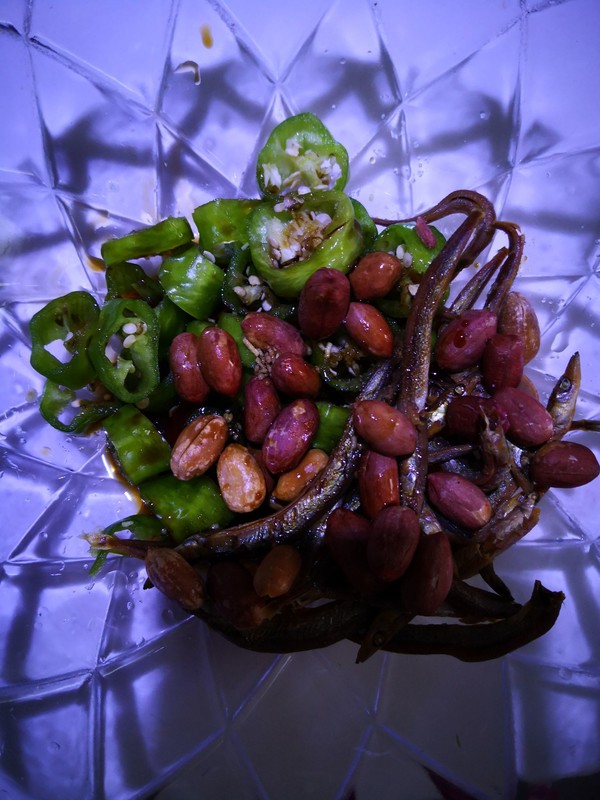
263, 163, 282, 191
266, 209, 333, 269
203, 250, 216, 263
285, 136, 301, 157
122, 322, 138, 335
122, 334, 137, 349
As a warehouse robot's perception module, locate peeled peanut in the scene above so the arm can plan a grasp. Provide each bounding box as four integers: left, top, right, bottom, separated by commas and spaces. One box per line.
353, 399, 417, 457
198, 326, 242, 397
482, 333, 524, 392
272, 448, 329, 503
169, 332, 209, 403
241, 311, 306, 356
297, 268, 350, 339
434, 309, 497, 372
170, 414, 228, 479
399, 532, 454, 616
367, 505, 420, 582
217, 443, 267, 513
262, 398, 320, 473
271, 353, 321, 398
349, 252, 403, 300
493, 387, 554, 448
530, 441, 600, 488
358, 449, 400, 519
243, 376, 281, 444
253, 545, 302, 598
344, 301, 394, 358
427, 472, 492, 530
498, 291, 541, 363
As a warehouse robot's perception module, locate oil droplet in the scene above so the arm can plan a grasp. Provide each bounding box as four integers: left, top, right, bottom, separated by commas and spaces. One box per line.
200, 24, 213, 48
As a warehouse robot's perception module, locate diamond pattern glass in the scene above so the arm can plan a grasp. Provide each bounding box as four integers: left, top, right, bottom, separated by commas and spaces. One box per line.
1, 1, 600, 798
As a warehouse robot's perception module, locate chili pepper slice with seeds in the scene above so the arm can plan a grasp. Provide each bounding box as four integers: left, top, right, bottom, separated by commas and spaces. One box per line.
88, 298, 160, 404
256, 112, 349, 198
247, 191, 363, 298
29, 291, 100, 390
192, 199, 261, 264
101, 216, 194, 267
39, 380, 121, 433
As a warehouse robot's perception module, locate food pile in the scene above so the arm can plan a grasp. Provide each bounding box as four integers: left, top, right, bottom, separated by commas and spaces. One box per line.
30, 114, 600, 662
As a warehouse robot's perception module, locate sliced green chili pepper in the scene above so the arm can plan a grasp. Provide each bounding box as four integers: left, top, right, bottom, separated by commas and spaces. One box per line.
39, 380, 120, 433
155, 297, 191, 361
373, 223, 446, 274
104, 405, 171, 485
313, 401, 351, 453
143, 372, 178, 415
101, 216, 193, 267
192, 199, 261, 263
256, 112, 349, 198
351, 199, 378, 251
247, 191, 363, 298
311, 334, 377, 393
159, 245, 224, 319
221, 244, 296, 320
29, 291, 100, 390
105, 261, 163, 305
140, 473, 235, 543
89, 299, 160, 403
185, 319, 211, 337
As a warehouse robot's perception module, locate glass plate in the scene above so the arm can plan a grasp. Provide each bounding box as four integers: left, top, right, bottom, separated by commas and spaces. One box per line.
1, 1, 600, 798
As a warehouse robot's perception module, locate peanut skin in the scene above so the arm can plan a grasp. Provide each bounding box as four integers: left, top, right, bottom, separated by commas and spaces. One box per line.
353, 399, 417, 457
344, 302, 394, 358
399, 532, 454, 616
358, 449, 400, 519
271, 353, 321, 398
198, 326, 242, 397
262, 399, 320, 474
493, 387, 554, 448
367, 505, 420, 582
169, 332, 209, 403
434, 309, 497, 372
427, 472, 492, 530
241, 311, 307, 356
297, 268, 350, 340
243, 376, 281, 444
349, 251, 403, 300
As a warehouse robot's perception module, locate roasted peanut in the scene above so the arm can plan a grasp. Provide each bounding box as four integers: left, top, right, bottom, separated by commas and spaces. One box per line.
399, 531, 454, 616
206, 562, 265, 628
272, 448, 329, 503
271, 353, 321, 398
297, 267, 350, 339
358, 449, 400, 519
253, 544, 302, 598
198, 326, 242, 397
482, 333, 524, 392
243, 376, 281, 444
241, 311, 307, 356
529, 440, 600, 488
493, 387, 554, 448
498, 291, 541, 363
444, 395, 509, 441
145, 548, 204, 611
170, 414, 229, 480
427, 472, 492, 530
367, 505, 420, 582
344, 301, 394, 358
517, 373, 540, 400
325, 508, 383, 594
169, 332, 209, 403
349, 251, 403, 300
217, 443, 267, 513
353, 399, 417, 457
434, 309, 497, 372
262, 399, 320, 474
